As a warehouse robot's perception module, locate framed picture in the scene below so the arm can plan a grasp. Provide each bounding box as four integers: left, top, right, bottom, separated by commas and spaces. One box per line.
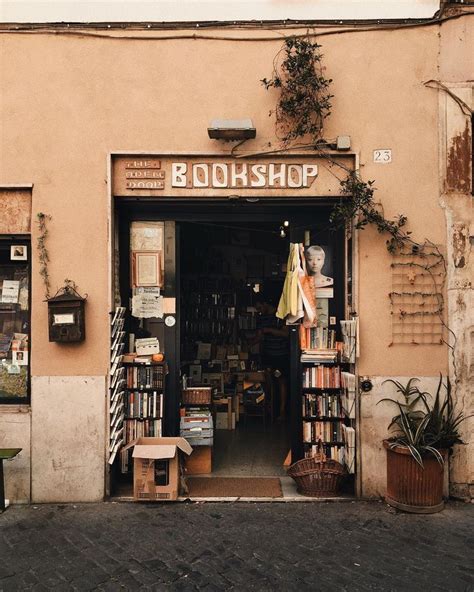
131, 251, 162, 287
10, 245, 27, 261
12, 350, 28, 366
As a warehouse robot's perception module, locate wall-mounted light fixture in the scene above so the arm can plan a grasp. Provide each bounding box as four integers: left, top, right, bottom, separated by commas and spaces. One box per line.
208, 119, 256, 141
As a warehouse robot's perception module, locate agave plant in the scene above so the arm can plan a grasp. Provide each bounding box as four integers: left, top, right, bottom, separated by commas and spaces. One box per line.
378, 375, 467, 468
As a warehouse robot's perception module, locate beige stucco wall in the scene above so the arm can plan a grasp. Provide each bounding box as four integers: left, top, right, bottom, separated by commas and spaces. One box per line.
31, 376, 106, 502
0, 407, 31, 503
1, 16, 471, 501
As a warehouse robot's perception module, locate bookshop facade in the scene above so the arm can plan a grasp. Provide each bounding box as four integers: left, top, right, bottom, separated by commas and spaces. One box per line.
0, 15, 472, 503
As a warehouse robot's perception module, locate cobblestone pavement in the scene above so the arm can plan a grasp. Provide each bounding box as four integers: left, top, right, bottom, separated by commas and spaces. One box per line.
0, 500, 473, 591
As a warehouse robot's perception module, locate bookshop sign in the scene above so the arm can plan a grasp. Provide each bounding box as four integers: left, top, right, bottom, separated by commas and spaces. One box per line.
113, 154, 353, 198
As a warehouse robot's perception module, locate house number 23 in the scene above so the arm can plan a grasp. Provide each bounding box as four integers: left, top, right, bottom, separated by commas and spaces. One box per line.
373, 149, 392, 163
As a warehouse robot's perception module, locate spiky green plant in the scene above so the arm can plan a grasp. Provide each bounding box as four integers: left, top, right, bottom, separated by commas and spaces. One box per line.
378, 375, 468, 468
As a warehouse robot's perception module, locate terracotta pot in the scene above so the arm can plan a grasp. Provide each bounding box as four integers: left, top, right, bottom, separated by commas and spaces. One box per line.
383, 440, 446, 514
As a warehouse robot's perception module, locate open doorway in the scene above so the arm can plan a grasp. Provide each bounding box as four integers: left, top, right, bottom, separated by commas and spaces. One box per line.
180, 220, 291, 481
110, 200, 351, 500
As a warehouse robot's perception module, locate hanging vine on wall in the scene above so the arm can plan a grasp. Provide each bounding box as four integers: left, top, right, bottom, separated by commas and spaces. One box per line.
330, 173, 413, 254
36, 212, 52, 300
261, 35, 456, 371
261, 36, 333, 145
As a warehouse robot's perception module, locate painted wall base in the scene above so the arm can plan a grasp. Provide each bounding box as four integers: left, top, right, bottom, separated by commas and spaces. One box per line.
31, 376, 106, 503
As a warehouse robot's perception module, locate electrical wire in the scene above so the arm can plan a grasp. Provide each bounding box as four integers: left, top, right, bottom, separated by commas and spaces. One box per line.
0, 11, 472, 40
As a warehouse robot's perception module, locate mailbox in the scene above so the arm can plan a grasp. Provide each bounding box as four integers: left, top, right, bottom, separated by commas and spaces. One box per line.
47, 287, 86, 343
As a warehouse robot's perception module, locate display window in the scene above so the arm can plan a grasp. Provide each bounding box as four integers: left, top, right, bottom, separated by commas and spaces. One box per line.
0, 239, 30, 403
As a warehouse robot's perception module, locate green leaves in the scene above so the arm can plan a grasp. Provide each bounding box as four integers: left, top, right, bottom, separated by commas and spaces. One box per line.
330, 172, 413, 254
261, 36, 333, 144
380, 375, 468, 467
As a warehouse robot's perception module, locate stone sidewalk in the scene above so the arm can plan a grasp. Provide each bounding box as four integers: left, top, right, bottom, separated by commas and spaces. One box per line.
0, 500, 473, 591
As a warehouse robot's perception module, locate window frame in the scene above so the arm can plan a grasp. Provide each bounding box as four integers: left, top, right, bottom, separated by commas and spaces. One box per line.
0, 236, 31, 405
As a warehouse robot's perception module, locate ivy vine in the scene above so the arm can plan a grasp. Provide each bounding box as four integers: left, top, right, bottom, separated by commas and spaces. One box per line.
330, 173, 413, 254
36, 212, 52, 299
261, 37, 333, 145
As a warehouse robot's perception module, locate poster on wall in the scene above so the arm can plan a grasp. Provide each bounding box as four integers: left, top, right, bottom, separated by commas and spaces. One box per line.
304, 245, 334, 299
131, 251, 162, 287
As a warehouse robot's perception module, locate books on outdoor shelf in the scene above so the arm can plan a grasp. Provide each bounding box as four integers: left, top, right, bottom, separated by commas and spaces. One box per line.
303, 366, 341, 388
124, 418, 162, 443
300, 326, 338, 350
303, 420, 344, 443
302, 393, 343, 418
301, 349, 339, 363
125, 390, 163, 419
341, 372, 356, 418
126, 365, 164, 389
305, 444, 345, 463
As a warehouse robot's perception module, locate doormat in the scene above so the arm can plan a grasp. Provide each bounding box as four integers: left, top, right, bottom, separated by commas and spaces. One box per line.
187, 477, 283, 498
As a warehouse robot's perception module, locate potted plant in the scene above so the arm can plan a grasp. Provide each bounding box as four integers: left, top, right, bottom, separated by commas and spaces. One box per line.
379, 375, 467, 514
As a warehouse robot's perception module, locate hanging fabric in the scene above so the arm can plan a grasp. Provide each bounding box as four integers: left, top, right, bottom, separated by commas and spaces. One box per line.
299, 243, 318, 328
276, 243, 317, 326
276, 243, 303, 322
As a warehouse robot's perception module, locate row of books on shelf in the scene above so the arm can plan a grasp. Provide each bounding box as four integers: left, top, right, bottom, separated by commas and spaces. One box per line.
302, 394, 343, 418
304, 443, 355, 474
300, 326, 339, 351
303, 420, 344, 443
124, 418, 162, 443
125, 391, 163, 419
126, 365, 164, 389
302, 366, 341, 388
304, 443, 345, 463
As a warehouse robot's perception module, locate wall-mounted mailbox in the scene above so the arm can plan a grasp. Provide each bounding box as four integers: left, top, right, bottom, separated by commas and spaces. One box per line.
47, 288, 86, 343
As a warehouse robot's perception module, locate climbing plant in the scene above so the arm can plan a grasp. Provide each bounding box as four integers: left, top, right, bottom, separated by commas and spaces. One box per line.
36, 212, 52, 299
261, 36, 457, 367
330, 173, 413, 254
261, 36, 333, 145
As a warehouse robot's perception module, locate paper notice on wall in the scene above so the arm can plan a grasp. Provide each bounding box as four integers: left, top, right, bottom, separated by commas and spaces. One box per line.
131, 221, 164, 251
132, 292, 163, 319
1, 280, 20, 303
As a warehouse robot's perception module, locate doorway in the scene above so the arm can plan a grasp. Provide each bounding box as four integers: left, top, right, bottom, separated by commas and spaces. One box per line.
111, 199, 347, 498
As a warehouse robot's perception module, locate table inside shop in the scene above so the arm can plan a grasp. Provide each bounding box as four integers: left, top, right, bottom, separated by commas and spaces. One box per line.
0, 448, 22, 511
212, 396, 233, 429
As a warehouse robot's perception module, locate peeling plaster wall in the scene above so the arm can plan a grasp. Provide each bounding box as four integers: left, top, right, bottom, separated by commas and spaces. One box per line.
31, 377, 106, 503
438, 17, 474, 498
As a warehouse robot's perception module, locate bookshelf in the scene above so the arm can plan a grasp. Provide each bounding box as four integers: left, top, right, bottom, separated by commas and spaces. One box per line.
120, 361, 166, 472
300, 324, 356, 475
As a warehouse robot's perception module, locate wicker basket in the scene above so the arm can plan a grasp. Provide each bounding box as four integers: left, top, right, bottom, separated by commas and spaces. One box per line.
182, 387, 212, 405
287, 455, 346, 497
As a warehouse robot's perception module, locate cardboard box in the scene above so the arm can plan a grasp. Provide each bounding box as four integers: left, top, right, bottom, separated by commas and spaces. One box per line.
185, 446, 212, 475
129, 437, 192, 501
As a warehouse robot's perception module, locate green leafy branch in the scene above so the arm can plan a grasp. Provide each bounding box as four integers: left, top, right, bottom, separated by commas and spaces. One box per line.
330, 173, 414, 254
36, 212, 52, 299
261, 36, 333, 145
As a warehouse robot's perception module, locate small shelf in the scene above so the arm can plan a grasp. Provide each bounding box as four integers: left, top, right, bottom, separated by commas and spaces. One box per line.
124, 387, 164, 392
303, 416, 344, 422
302, 388, 342, 393
303, 441, 345, 446
122, 361, 165, 366
124, 416, 162, 420
300, 360, 351, 366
